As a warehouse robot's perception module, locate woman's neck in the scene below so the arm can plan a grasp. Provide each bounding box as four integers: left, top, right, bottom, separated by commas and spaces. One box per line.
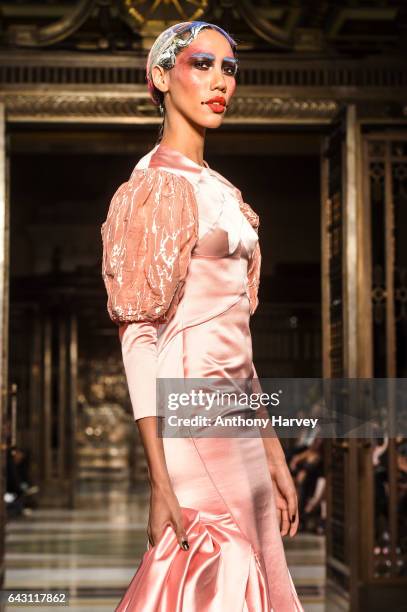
160, 114, 206, 167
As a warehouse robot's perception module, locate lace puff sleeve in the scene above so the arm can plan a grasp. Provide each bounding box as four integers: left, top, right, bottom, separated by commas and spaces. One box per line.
101, 168, 199, 326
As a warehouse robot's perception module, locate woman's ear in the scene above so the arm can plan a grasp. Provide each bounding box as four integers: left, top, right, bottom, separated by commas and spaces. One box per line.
151, 65, 169, 95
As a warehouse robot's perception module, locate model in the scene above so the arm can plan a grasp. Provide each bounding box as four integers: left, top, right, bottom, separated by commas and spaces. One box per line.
101, 20, 304, 611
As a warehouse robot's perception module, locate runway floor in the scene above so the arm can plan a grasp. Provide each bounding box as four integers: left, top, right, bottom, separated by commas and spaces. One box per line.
4, 481, 326, 611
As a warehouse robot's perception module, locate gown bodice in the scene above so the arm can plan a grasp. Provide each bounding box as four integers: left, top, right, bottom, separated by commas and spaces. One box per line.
135, 143, 259, 264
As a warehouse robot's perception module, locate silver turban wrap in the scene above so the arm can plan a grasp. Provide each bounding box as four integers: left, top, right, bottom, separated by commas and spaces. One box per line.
146, 21, 237, 107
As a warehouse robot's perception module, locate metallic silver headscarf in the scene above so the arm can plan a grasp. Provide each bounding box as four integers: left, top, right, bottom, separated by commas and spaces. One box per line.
146, 21, 237, 107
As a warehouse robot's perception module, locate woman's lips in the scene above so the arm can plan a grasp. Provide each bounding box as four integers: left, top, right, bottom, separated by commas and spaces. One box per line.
206, 102, 225, 113
204, 97, 226, 114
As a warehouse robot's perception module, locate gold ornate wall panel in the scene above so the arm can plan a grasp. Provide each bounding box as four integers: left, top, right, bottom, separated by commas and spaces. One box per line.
1, 47, 406, 124
1, 1, 406, 54
1, 53, 407, 89
0, 91, 340, 124
1, 0, 407, 127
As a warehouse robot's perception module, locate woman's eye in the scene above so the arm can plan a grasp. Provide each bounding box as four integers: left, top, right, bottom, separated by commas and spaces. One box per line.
194, 60, 211, 70
192, 60, 237, 75
223, 65, 237, 76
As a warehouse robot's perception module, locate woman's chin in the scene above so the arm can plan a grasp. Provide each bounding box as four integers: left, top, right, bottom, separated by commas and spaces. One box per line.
199, 114, 226, 129
186, 111, 226, 131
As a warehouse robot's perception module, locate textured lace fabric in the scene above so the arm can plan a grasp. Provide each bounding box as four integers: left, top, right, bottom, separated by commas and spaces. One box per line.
101, 168, 198, 325
100, 144, 261, 326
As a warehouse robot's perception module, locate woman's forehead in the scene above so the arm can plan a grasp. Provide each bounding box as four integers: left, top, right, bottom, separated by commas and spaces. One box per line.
181, 29, 234, 58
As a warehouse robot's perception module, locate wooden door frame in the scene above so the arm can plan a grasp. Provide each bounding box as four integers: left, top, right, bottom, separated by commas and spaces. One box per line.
0, 102, 10, 588
322, 110, 407, 610
360, 130, 407, 607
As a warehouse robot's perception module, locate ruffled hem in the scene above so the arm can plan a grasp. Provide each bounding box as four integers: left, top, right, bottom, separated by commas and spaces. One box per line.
115, 507, 302, 612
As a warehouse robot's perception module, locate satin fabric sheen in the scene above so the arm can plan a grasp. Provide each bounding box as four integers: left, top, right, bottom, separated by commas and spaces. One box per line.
115, 145, 304, 611
100, 143, 261, 326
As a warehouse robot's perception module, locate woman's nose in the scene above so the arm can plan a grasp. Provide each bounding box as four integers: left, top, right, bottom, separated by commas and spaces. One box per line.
210, 67, 227, 92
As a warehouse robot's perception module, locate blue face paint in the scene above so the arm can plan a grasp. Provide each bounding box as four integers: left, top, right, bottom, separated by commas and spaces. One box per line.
188, 52, 238, 76
189, 52, 216, 60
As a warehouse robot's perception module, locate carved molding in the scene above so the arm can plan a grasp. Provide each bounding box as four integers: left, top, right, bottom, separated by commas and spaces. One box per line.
122, 0, 208, 31
230, 97, 338, 120
7, 0, 96, 47
0, 92, 339, 123
2, 0, 404, 53
1, 93, 157, 121
237, 0, 299, 49
1, 52, 406, 90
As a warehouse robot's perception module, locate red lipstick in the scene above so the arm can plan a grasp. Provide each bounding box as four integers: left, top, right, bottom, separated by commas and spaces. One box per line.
204, 96, 226, 113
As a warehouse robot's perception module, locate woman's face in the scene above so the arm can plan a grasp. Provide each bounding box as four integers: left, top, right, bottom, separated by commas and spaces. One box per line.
153, 28, 237, 129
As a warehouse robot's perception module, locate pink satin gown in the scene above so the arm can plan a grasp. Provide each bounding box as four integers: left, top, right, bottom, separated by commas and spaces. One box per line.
101, 144, 304, 611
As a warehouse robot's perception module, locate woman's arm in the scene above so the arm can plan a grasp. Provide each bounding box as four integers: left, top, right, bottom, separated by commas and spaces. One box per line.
120, 322, 189, 551
259, 420, 300, 537
101, 169, 199, 551
252, 364, 299, 537
137, 417, 189, 550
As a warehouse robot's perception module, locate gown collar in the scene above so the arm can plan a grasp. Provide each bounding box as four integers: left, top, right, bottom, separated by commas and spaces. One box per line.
134, 142, 237, 193
155, 143, 209, 169
149, 147, 258, 258
131, 143, 260, 259
147, 143, 209, 187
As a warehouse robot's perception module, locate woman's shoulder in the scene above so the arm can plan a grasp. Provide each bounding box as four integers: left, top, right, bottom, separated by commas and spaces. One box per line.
105, 150, 195, 207
132, 145, 159, 171
101, 147, 199, 326
103, 148, 198, 234
125, 145, 198, 190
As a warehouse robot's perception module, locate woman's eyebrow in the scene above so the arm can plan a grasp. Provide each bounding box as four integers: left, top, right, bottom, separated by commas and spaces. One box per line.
189, 52, 216, 60
188, 52, 237, 62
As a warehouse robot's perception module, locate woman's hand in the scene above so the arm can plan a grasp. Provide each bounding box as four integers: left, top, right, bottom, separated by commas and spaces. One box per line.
269, 462, 299, 537
147, 484, 189, 551
134, 417, 189, 552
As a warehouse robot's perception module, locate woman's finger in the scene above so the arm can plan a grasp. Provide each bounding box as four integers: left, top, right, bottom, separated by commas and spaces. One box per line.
280, 508, 290, 536
147, 527, 154, 547
276, 508, 282, 532
173, 515, 189, 551
289, 508, 300, 536
287, 488, 299, 537
151, 521, 170, 547
287, 492, 298, 527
